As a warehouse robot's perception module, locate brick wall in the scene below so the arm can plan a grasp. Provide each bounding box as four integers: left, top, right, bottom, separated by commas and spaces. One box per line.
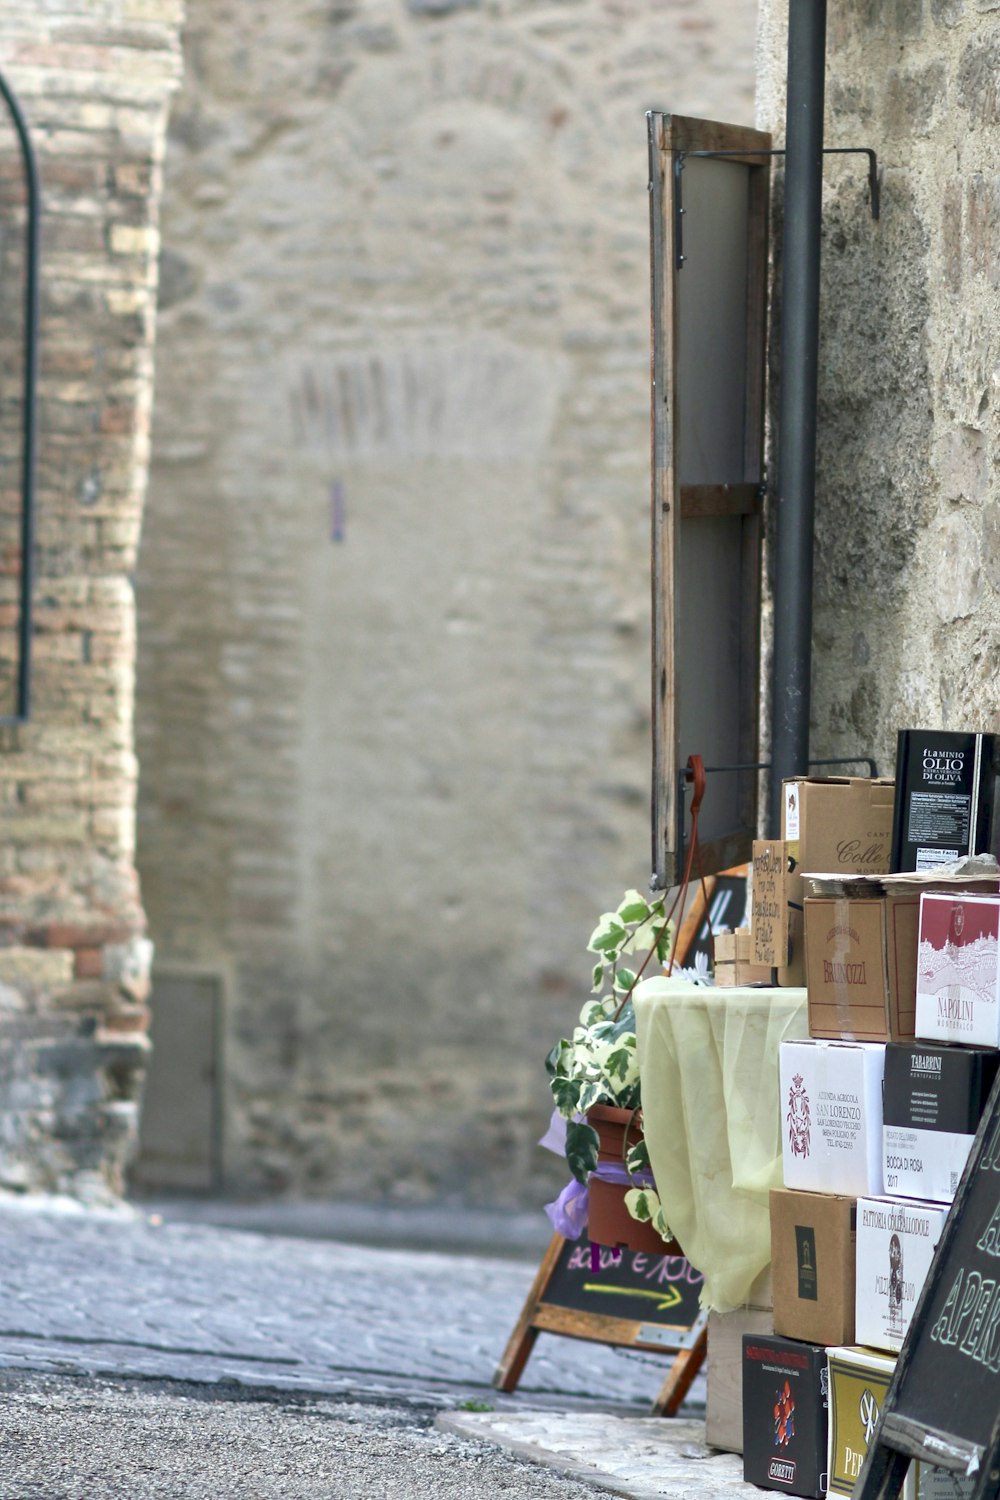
0, 4, 182, 1201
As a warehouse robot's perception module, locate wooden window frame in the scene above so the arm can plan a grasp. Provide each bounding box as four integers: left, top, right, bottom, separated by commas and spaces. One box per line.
648, 112, 771, 890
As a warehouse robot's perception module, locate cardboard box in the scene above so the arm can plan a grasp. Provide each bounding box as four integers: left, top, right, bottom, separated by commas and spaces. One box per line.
854, 1195, 948, 1352
780, 1038, 886, 1198
770, 777, 895, 986
827, 1346, 900, 1497
771, 1187, 856, 1346
706, 1305, 773, 1454
804, 888, 919, 1041
715, 928, 772, 987
916, 892, 1000, 1046
883, 1040, 1000, 1203
742, 1334, 829, 1498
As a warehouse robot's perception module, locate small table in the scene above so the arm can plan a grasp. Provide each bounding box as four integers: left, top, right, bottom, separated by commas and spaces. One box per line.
634, 978, 808, 1313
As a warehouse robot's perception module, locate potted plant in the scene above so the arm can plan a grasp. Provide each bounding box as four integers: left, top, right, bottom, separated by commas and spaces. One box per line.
543, 888, 704, 1252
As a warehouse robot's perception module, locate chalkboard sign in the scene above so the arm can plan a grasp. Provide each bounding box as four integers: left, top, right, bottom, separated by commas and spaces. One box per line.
678, 869, 749, 971
494, 1234, 707, 1416
856, 1069, 1000, 1500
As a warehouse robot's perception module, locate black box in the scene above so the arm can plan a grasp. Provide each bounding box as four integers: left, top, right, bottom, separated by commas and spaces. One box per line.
890, 729, 1000, 872
742, 1334, 828, 1497
883, 1041, 1000, 1202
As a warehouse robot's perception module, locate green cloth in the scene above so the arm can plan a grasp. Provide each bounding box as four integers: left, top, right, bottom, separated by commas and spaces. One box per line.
634, 977, 808, 1313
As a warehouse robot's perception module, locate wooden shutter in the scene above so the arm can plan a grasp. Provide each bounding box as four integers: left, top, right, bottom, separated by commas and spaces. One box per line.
648, 112, 771, 890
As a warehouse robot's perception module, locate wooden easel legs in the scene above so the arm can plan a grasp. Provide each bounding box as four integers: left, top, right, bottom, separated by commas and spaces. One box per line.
651, 1321, 708, 1417
493, 1232, 708, 1415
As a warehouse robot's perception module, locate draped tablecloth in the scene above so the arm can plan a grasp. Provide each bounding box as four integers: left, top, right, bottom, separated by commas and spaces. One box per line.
634, 977, 808, 1313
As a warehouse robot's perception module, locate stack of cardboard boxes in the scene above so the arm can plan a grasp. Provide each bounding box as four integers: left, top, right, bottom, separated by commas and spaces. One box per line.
723, 772, 999, 1500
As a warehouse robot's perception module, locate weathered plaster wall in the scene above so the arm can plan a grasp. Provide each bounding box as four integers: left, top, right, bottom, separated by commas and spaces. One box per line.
136, 0, 757, 1202
757, 1, 1000, 778
0, 4, 182, 1201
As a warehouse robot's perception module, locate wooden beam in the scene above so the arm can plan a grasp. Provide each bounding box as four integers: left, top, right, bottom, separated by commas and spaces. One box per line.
679, 484, 761, 519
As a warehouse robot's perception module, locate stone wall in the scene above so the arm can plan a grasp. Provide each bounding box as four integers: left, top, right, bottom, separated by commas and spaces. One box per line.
756, 1, 1000, 778
135, 0, 757, 1202
0, 3, 182, 1202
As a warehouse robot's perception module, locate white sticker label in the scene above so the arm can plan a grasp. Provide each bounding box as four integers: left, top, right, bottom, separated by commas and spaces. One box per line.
784, 782, 801, 840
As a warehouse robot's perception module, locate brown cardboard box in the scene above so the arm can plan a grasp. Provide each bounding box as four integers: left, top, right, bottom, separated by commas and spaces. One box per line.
706, 1305, 773, 1454
715, 928, 771, 988
770, 1187, 856, 1347
777, 777, 895, 985
803, 890, 918, 1041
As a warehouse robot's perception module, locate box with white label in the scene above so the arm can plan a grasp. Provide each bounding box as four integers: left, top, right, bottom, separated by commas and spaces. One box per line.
854, 1195, 948, 1352
915, 892, 1000, 1046
883, 1041, 1000, 1203
780, 1039, 885, 1197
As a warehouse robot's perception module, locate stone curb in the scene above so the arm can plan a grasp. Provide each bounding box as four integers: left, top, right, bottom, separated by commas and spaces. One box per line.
436, 1411, 759, 1500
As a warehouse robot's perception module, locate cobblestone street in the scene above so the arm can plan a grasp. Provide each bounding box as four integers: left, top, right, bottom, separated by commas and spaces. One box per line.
0, 1198, 756, 1498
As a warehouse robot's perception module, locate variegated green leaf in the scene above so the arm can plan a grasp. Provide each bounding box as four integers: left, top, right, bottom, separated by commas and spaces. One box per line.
545, 1038, 570, 1077
625, 1138, 650, 1175
587, 914, 627, 955
624, 1188, 653, 1222
550, 1076, 581, 1116
604, 1045, 635, 1083
566, 1121, 600, 1185
578, 999, 606, 1028
576, 1077, 607, 1115
616, 891, 651, 924
652, 1204, 674, 1242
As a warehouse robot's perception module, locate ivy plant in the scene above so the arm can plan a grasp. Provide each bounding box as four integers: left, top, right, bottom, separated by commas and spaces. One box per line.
545, 889, 672, 1189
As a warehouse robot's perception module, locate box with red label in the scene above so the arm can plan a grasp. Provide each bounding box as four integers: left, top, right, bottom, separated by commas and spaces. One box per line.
742, 1333, 828, 1498
915, 892, 1000, 1046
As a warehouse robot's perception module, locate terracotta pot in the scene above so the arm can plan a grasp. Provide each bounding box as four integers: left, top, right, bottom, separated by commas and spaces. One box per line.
586, 1102, 644, 1163
584, 1103, 681, 1255
586, 1174, 681, 1255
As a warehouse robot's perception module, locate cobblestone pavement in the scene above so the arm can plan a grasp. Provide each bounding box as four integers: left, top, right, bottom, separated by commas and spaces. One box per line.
0, 1197, 735, 1498
0, 1198, 679, 1406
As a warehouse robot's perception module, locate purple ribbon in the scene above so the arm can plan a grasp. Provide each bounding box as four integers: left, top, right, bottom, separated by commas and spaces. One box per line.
543, 1160, 656, 1241
539, 1110, 656, 1268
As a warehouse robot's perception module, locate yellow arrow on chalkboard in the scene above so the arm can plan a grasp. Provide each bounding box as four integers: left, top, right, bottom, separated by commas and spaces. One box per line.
582, 1283, 684, 1313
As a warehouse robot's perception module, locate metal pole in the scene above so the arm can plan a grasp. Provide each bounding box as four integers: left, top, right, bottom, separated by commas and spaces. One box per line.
0, 69, 38, 724
768, 0, 827, 836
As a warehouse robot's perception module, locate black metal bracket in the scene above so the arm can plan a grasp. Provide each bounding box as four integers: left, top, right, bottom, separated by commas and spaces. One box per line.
0, 70, 38, 725
673, 754, 879, 884
673, 146, 880, 270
